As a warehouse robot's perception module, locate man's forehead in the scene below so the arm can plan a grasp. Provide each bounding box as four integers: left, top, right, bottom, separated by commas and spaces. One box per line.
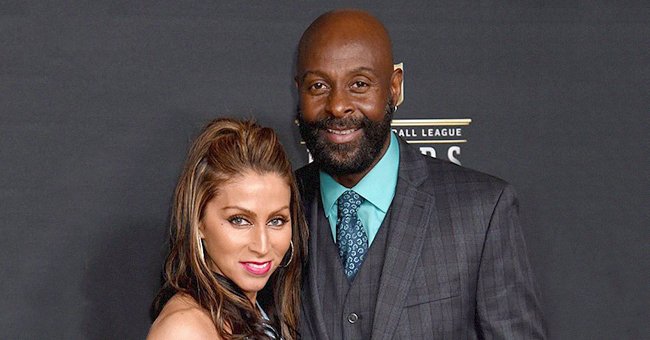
301, 44, 386, 72
305, 37, 378, 60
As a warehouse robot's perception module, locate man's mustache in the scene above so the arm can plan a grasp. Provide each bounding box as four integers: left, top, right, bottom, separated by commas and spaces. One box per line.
306, 116, 368, 130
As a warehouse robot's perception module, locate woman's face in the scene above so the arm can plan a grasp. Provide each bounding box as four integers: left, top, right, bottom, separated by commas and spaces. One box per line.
200, 170, 293, 303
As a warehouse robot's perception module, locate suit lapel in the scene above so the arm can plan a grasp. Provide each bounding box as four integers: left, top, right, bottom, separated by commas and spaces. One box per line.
371, 139, 438, 340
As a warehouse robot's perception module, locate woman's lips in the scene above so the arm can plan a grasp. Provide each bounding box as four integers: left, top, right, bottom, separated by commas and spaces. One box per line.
241, 261, 272, 275
324, 127, 362, 144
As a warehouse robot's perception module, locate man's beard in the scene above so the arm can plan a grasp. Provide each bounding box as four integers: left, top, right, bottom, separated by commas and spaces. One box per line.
297, 100, 395, 176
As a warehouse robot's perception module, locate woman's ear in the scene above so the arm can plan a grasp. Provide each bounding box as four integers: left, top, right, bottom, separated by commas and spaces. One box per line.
198, 224, 205, 239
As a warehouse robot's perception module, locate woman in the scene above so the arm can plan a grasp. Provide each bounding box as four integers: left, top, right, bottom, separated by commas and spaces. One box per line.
148, 118, 308, 340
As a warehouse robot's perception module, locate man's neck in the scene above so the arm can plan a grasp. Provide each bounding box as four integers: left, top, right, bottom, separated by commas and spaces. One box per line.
332, 134, 391, 188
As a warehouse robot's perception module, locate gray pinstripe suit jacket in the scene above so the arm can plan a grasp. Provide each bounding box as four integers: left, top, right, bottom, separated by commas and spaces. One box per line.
296, 138, 546, 339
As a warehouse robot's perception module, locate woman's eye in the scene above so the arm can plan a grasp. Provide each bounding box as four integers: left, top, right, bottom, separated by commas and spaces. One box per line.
228, 216, 251, 226
267, 217, 288, 227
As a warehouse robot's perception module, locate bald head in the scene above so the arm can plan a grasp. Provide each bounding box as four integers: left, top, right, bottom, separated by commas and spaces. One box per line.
296, 9, 395, 76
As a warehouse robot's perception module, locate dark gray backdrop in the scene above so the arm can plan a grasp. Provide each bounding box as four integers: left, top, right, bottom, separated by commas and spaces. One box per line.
1, 2, 648, 339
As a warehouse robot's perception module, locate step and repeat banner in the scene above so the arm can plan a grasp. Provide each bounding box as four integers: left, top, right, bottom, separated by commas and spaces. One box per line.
1, 2, 648, 339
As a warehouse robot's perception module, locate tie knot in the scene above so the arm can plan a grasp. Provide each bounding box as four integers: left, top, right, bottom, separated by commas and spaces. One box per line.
337, 190, 363, 217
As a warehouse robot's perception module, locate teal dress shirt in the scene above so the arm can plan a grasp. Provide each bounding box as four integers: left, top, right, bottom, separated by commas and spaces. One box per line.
320, 132, 400, 245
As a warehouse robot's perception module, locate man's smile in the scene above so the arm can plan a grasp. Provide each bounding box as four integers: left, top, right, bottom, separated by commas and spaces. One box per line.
323, 127, 363, 144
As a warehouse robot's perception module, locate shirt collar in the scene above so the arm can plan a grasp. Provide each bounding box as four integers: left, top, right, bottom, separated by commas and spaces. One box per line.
320, 132, 400, 216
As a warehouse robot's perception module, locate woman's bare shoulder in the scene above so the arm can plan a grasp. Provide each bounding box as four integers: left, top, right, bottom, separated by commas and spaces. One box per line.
146, 293, 220, 340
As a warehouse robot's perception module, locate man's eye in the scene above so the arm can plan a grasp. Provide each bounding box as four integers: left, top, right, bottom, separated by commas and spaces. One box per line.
228, 216, 251, 226
308, 82, 327, 91
352, 81, 368, 88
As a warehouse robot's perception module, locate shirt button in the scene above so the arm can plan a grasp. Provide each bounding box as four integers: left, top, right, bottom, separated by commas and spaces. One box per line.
347, 312, 359, 324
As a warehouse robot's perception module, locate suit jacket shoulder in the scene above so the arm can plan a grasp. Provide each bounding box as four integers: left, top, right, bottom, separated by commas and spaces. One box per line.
396, 137, 511, 206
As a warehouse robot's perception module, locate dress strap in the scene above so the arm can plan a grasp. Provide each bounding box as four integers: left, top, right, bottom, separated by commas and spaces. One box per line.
256, 301, 270, 321
256, 301, 281, 339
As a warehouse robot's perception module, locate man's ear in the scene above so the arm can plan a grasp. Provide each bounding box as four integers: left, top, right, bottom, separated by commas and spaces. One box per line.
294, 75, 300, 89
390, 64, 404, 107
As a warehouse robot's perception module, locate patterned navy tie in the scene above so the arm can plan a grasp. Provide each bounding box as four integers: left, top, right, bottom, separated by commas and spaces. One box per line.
336, 190, 369, 281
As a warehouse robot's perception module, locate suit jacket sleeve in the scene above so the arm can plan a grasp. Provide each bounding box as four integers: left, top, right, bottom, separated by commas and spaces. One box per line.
475, 184, 546, 339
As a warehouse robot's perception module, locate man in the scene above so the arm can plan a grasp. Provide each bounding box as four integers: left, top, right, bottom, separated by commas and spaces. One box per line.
294, 9, 546, 339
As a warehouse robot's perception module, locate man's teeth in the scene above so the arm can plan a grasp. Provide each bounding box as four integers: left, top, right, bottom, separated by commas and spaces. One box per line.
327, 128, 357, 135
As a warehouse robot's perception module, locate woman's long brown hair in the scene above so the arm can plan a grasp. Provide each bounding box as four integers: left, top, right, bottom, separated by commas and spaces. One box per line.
152, 118, 308, 339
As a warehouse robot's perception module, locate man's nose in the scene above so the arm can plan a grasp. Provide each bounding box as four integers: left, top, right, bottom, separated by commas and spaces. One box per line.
325, 87, 354, 118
